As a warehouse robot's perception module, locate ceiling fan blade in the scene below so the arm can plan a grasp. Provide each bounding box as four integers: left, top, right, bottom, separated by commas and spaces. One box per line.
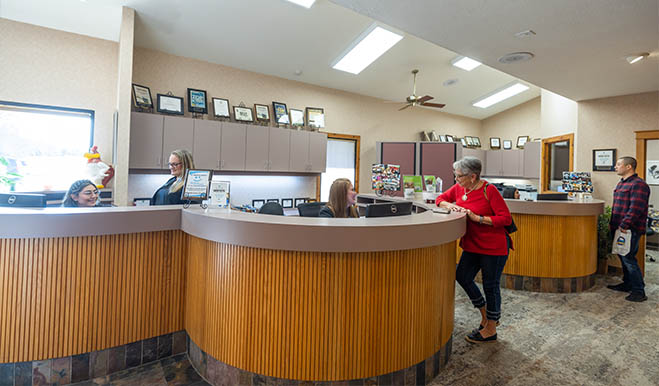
398, 104, 412, 111
421, 102, 446, 108
417, 95, 433, 104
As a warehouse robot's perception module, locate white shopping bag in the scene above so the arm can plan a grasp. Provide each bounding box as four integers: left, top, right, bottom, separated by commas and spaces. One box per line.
611, 228, 631, 256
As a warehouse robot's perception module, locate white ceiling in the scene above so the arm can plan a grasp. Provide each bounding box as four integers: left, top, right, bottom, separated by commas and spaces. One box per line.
331, 0, 659, 102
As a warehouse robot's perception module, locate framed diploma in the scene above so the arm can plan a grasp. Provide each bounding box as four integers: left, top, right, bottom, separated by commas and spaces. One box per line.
157, 94, 184, 115
460, 138, 468, 147
439, 135, 447, 143
490, 137, 501, 149
465, 136, 474, 146
212, 98, 230, 118
503, 140, 512, 150
233, 106, 254, 122
516, 135, 529, 148
272, 101, 289, 124
187, 88, 208, 114
473, 137, 481, 147
290, 108, 304, 127
593, 149, 616, 171
305, 107, 324, 128
132, 84, 153, 108
181, 169, 212, 201
446, 135, 454, 142
254, 104, 270, 123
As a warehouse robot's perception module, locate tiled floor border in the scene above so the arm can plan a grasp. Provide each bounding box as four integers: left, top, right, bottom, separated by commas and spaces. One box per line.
0, 331, 187, 386
187, 335, 453, 386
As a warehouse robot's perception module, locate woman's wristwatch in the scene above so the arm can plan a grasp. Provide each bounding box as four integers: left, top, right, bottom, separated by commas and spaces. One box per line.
479, 215, 484, 224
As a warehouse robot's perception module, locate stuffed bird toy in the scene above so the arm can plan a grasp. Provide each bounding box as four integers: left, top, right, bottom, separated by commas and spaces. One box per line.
84, 146, 114, 188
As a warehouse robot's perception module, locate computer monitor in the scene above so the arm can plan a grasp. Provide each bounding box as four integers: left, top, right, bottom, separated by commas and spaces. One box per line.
365, 201, 413, 218
0, 193, 47, 208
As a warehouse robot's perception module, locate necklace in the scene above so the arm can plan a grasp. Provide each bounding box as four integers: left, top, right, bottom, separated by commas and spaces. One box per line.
462, 182, 481, 201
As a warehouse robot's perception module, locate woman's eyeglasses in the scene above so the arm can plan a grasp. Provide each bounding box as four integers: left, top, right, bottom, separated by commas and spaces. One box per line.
80, 189, 99, 196
168, 162, 182, 167
454, 173, 468, 179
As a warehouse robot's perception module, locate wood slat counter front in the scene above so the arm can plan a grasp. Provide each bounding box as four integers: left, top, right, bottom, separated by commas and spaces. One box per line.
0, 205, 465, 383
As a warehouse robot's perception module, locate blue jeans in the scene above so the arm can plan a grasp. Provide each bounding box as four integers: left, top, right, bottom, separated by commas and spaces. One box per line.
617, 230, 645, 295
456, 251, 508, 321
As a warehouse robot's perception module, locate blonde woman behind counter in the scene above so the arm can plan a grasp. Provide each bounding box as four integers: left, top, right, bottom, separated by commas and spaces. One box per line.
319, 178, 359, 218
151, 149, 196, 205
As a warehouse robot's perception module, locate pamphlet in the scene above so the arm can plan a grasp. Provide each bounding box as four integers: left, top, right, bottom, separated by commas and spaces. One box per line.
208, 180, 230, 208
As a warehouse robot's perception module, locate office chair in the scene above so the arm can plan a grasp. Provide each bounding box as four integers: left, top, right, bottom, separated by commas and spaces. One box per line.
259, 201, 284, 216
297, 202, 326, 217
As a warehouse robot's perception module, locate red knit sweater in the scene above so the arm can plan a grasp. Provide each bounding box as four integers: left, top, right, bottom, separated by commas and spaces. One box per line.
436, 182, 512, 256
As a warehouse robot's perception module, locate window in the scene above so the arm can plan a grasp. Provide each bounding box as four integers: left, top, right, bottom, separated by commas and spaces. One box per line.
0, 101, 94, 193
321, 134, 360, 202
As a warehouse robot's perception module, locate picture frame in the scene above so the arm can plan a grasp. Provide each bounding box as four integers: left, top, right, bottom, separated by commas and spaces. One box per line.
157, 94, 184, 115
460, 138, 468, 148
646, 161, 659, 184
430, 131, 440, 142
281, 198, 293, 208
266, 198, 279, 203
446, 135, 454, 142
503, 140, 513, 150
212, 98, 231, 118
272, 101, 289, 124
490, 137, 501, 149
517, 135, 529, 148
132, 84, 153, 108
473, 137, 481, 147
181, 169, 213, 201
306, 107, 325, 128
290, 108, 305, 127
439, 135, 447, 143
593, 149, 616, 171
254, 104, 270, 123
252, 199, 265, 210
465, 136, 474, 146
233, 106, 254, 122
294, 197, 307, 208
187, 88, 208, 114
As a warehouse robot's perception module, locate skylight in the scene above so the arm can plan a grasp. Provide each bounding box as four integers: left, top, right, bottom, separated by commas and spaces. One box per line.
332, 25, 403, 75
472, 83, 529, 108
451, 56, 481, 71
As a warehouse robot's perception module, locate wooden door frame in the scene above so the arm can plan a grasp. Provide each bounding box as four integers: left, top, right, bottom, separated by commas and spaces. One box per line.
315, 132, 361, 201
540, 133, 574, 193
633, 130, 659, 275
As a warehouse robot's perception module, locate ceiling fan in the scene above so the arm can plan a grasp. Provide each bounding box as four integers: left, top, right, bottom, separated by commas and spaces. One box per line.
396, 69, 446, 111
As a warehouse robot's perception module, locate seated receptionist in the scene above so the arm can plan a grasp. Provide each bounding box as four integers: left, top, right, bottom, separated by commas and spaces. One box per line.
62, 179, 102, 207
319, 178, 359, 218
151, 149, 196, 205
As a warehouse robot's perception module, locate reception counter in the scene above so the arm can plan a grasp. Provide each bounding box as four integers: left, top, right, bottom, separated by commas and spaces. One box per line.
0, 205, 464, 385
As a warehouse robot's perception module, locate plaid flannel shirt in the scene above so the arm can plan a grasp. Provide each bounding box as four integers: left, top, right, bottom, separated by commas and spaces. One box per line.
610, 174, 650, 233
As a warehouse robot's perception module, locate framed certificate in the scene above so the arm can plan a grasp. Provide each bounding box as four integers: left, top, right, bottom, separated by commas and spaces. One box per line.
305, 107, 324, 128
473, 137, 481, 147
254, 104, 270, 123
132, 84, 153, 108
439, 135, 447, 143
233, 106, 254, 122
181, 169, 212, 201
593, 149, 616, 171
460, 138, 468, 147
281, 198, 293, 208
446, 135, 454, 142
465, 136, 474, 146
157, 94, 184, 115
290, 108, 305, 127
187, 88, 208, 114
517, 135, 529, 148
212, 98, 230, 118
273, 101, 289, 124
294, 197, 307, 208
490, 137, 501, 149
503, 140, 512, 150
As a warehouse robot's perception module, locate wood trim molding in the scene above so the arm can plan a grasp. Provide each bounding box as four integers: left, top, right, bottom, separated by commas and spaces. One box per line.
634, 130, 659, 139
541, 133, 574, 193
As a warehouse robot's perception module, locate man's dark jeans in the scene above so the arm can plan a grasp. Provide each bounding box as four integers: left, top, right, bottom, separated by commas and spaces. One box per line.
617, 230, 645, 295
456, 251, 508, 321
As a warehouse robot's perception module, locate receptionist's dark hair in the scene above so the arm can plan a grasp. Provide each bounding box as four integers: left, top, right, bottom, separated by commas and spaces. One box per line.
62, 179, 96, 207
618, 156, 637, 170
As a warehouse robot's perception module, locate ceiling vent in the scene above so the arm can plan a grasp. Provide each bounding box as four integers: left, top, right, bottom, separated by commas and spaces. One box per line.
443, 78, 459, 86
498, 52, 534, 64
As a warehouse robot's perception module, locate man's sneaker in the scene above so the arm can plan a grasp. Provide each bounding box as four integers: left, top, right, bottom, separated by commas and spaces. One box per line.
625, 293, 648, 302
607, 283, 630, 292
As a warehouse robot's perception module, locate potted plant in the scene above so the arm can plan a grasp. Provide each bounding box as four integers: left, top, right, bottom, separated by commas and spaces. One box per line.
0, 156, 21, 192
597, 205, 613, 274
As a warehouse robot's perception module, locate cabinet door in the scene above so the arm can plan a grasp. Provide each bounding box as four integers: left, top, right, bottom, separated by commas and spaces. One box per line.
485, 150, 503, 176
502, 150, 522, 177
163, 116, 194, 169
308, 132, 328, 173
419, 143, 456, 191
220, 122, 246, 171
192, 119, 221, 170
268, 127, 290, 172
129, 112, 164, 169
523, 141, 541, 179
462, 148, 487, 176
245, 125, 269, 171
289, 131, 310, 172
380, 142, 416, 196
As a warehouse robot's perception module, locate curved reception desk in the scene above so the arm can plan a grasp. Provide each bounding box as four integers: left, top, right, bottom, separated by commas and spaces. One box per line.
0, 205, 465, 385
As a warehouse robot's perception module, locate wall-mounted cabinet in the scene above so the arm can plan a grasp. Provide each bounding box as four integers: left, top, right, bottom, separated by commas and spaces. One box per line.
455, 143, 541, 179
130, 112, 326, 174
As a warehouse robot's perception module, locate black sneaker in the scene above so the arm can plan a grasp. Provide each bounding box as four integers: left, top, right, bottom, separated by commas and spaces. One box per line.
625, 293, 648, 302
607, 283, 630, 292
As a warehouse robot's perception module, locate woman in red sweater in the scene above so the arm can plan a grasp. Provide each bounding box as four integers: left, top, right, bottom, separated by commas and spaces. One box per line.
436, 156, 512, 343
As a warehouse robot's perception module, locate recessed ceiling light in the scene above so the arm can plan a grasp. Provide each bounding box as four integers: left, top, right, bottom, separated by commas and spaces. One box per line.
498, 52, 534, 64
284, 0, 315, 8
626, 53, 649, 64
472, 82, 529, 108
332, 24, 403, 75
451, 56, 481, 71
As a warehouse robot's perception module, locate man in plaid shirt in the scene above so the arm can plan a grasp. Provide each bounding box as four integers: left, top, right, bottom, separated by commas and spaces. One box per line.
608, 156, 649, 302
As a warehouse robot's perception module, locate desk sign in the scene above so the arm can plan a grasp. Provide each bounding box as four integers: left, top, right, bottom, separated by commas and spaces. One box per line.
208, 180, 230, 208
182, 169, 212, 201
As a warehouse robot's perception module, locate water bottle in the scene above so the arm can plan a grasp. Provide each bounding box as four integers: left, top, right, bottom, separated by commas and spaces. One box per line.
436, 177, 443, 194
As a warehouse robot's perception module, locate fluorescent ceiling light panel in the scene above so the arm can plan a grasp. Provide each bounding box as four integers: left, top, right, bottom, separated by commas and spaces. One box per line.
285, 0, 316, 8
472, 83, 529, 108
451, 56, 481, 71
332, 25, 403, 74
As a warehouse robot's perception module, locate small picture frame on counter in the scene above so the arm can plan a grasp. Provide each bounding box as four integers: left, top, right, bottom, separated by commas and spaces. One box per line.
281, 198, 293, 208
267, 198, 280, 203
252, 199, 265, 210
294, 198, 307, 208
490, 137, 501, 149
503, 140, 512, 150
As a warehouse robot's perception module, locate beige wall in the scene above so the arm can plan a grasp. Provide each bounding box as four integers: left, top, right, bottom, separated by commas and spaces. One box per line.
481, 97, 540, 146
132, 47, 482, 193
578, 91, 659, 205
0, 18, 118, 158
